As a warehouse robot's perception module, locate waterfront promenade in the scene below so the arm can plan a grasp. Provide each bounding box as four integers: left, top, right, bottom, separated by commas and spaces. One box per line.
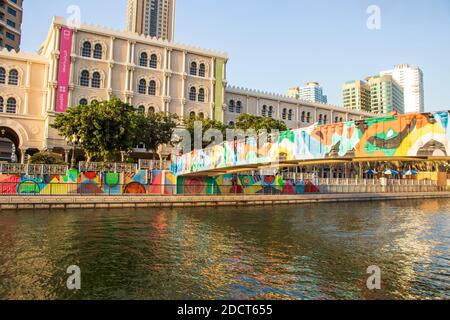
1, 191, 449, 211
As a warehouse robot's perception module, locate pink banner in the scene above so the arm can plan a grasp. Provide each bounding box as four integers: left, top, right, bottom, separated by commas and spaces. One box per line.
55, 27, 73, 113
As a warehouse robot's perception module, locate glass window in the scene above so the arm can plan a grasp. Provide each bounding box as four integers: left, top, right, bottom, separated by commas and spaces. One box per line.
6, 97, 16, 113
93, 44, 103, 59
80, 70, 89, 87
236, 101, 242, 114
149, 54, 157, 69
228, 100, 235, 113
190, 62, 197, 76
139, 52, 148, 67
8, 69, 18, 85
189, 87, 196, 101
91, 72, 101, 88
0, 67, 5, 84
82, 41, 91, 57
148, 80, 156, 96
198, 88, 205, 102
138, 79, 147, 94
199, 63, 206, 77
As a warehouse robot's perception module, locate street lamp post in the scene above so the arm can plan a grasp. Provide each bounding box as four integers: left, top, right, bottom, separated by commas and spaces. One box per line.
66, 134, 82, 169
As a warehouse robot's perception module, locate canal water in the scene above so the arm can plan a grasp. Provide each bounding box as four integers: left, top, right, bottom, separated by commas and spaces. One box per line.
0, 199, 448, 300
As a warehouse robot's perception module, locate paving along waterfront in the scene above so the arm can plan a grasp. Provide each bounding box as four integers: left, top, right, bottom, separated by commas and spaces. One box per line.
0, 199, 448, 300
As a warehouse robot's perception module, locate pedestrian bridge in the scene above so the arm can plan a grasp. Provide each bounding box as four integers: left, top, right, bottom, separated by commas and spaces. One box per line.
172, 112, 450, 177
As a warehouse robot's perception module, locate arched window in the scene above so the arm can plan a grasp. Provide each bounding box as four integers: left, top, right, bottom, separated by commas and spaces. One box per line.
0, 97, 3, 112
268, 106, 273, 118
139, 52, 148, 67
0, 68, 5, 84
137, 105, 145, 114
93, 44, 103, 59
262, 105, 267, 117
236, 101, 242, 114
198, 112, 205, 119
335, 117, 339, 123
198, 88, 205, 102
189, 87, 197, 101
228, 100, 235, 113
190, 62, 197, 76
148, 80, 156, 96
80, 70, 90, 87
91, 72, 101, 88
91, 99, 98, 104
148, 106, 155, 114
8, 69, 18, 85
138, 79, 147, 94
301, 111, 306, 123
79, 98, 88, 106
282, 108, 287, 120
318, 114, 323, 124
307, 112, 311, 123
323, 115, 328, 124
229, 121, 235, 127
6, 97, 16, 113
82, 41, 91, 57
340, 117, 344, 122
149, 54, 157, 69
189, 111, 196, 118
288, 109, 293, 121
199, 63, 206, 77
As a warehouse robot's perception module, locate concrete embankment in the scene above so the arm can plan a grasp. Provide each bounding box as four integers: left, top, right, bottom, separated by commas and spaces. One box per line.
0, 192, 449, 211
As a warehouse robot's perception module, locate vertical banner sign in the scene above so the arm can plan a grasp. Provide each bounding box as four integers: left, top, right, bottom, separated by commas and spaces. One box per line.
55, 27, 73, 113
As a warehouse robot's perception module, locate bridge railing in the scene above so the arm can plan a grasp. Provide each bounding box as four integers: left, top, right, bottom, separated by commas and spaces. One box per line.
0, 163, 68, 175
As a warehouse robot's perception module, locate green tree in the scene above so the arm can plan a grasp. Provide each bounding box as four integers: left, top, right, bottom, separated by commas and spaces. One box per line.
134, 112, 179, 160
51, 97, 137, 162
28, 152, 66, 165
234, 113, 288, 134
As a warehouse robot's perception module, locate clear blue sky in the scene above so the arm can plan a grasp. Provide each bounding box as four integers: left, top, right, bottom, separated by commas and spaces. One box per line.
22, 0, 450, 111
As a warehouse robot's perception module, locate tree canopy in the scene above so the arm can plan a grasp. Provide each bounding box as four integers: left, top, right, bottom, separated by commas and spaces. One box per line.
134, 111, 179, 159
51, 97, 137, 162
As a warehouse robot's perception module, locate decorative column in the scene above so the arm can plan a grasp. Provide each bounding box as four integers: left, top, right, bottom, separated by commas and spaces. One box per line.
181, 50, 187, 118
20, 148, 27, 164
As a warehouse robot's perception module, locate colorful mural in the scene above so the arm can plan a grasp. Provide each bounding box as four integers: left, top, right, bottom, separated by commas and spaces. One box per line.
177, 175, 319, 195
0, 171, 319, 195
172, 112, 450, 176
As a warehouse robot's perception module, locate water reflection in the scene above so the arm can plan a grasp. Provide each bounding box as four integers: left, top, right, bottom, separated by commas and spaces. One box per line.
0, 199, 448, 300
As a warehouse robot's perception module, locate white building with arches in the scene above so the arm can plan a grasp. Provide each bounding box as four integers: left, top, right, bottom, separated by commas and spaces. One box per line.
0, 16, 374, 163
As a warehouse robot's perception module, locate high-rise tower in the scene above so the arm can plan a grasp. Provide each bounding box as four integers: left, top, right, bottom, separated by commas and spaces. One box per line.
126, 0, 175, 42
0, 0, 24, 51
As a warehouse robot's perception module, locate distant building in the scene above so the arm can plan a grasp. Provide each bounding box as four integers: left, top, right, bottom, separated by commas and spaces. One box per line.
366, 74, 404, 114
287, 82, 328, 104
126, 0, 175, 42
381, 64, 424, 113
342, 80, 371, 113
0, 0, 23, 51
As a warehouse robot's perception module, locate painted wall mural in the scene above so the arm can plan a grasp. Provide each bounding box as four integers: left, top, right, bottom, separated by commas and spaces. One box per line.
172, 112, 450, 176
0, 171, 319, 195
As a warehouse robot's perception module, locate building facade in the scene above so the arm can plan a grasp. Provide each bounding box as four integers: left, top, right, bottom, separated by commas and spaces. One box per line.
366, 75, 404, 114
0, 16, 375, 163
381, 64, 424, 113
126, 0, 175, 42
0, 0, 23, 51
342, 80, 371, 113
225, 86, 371, 129
300, 82, 328, 104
